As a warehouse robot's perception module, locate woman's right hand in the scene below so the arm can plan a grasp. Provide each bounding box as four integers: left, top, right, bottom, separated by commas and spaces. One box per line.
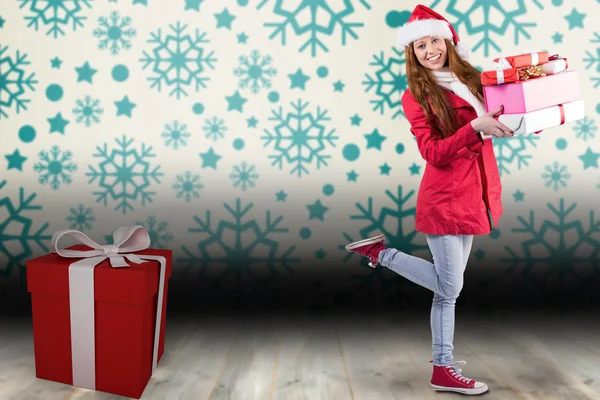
471, 105, 514, 138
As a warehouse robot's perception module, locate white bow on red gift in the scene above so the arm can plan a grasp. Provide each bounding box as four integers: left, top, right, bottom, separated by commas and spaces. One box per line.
51, 225, 167, 391
491, 58, 513, 84
52, 225, 151, 267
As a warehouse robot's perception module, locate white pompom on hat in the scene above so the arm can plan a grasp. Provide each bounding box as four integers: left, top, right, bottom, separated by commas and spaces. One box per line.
396, 4, 470, 60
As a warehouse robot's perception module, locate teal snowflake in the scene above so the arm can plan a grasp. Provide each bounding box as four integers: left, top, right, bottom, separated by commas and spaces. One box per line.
140, 21, 217, 99
177, 198, 300, 305
583, 32, 600, 88
202, 116, 227, 141
233, 50, 276, 94
0, 180, 51, 284
33, 146, 77, 190
0, 45, 38, 120
108, 0, 147, 4
173, 170, 203, 202
73, 96, 103, 127
66, 204, 95, 231
340, 185, 429, 307
136, 216, 173, 249
257, 0, 371, 57
430, 0, 543, 56
541, 161, 570, 191
573, 116, 597, 141
262, 99, 339, 177
93, 11, 136, 55
18, 0, 94, 38
501, 199, 600, 300
86, 135, 163, 214
363, 47, 407, 120
162, 120, 190, 149
230, 161, 258, 191
493, 134, 541, 176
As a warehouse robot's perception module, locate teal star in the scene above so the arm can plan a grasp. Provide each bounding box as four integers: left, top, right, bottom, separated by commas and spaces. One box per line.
347, 170, 358, 182
379, 163, 391, 175
307, 199, 329, 221
237, 32, 248, 43
409, 163, 421, 175
215, 8, 236, 29
276, 190, 288, 202
579, 147, 600, 169
365, 128, 387, 150
288, 68, 310, 90
333, 80, 345, 92
225, 90, 247, 112
5, 149, 27, 171
114, 96, 136, 117
75, 61, 97, 83
513, 190, 525, 202
315, 249, 326, 260
564, 8, 585, 29
247, 116, 258, 128
0, 16, 5, 29
133, 0, 148, 5
350, 114, 362, 126
199, 147, 222, 169
48, 112, 70, 134
50, 56, 62, 69
474, 248, 485, 260
551, 32, 564, 44
185, 0, 203, 11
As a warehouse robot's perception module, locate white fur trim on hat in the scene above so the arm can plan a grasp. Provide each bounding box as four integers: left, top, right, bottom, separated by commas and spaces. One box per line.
396, 18, 453, 49
454, 42, 470, 60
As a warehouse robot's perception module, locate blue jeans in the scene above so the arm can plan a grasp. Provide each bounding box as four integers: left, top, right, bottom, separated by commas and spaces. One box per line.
378, 234, 473, 367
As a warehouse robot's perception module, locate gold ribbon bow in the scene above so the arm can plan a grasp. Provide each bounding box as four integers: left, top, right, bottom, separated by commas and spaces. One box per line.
518, 65, 545, 81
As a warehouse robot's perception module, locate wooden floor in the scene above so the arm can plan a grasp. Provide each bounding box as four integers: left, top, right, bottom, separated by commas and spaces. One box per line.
1, 309, 599, 400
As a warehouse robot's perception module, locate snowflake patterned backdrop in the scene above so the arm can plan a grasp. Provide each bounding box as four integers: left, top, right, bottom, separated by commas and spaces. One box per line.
1, 0, 600, 307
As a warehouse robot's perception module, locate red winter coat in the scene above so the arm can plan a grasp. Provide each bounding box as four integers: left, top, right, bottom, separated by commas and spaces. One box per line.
401, 89, 503, 235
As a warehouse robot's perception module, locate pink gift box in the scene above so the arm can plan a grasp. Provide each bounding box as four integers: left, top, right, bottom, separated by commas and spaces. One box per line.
483, 70, 580, 114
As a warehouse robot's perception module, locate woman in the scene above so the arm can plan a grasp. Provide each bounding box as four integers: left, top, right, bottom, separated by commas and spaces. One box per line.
345, 4, 514, 396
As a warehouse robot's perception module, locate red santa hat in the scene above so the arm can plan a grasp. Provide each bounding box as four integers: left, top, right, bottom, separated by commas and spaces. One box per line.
396, 4, 470, 60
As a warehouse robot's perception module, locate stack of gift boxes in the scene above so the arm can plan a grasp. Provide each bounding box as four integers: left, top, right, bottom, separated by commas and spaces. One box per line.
481, 51, 585, 135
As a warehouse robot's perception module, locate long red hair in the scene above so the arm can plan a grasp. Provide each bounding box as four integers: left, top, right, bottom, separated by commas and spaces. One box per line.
405, 39, 483, 138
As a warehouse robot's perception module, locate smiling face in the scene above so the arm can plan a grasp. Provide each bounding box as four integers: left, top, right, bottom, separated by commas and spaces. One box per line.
413, 36, 447, 70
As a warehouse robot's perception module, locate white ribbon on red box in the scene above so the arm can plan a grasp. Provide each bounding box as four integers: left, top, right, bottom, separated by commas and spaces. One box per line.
51, 225, 166, 390
492, 58, 512, 84
493, 50, 541, 67
520, 51, 540, 66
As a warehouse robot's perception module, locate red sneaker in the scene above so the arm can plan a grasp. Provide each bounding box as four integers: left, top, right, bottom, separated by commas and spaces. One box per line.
344, 234, 386, 267
429, 360, 488, 395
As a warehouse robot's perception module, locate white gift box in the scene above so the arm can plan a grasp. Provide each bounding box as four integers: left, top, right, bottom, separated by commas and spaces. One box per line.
498, 99, 585, 135
539, 59, 568, 75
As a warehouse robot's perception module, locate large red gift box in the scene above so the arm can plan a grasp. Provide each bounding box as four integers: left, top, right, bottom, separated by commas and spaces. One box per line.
492, 51, 549, 69
26, 242, 172, 398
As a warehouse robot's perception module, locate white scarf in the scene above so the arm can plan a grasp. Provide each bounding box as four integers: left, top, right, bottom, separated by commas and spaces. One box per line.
431, 67, 492, 140
431, 67, 486, 116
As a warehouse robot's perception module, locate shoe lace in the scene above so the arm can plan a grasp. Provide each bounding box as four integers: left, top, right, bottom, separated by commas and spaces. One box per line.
447, 360, 472, 384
